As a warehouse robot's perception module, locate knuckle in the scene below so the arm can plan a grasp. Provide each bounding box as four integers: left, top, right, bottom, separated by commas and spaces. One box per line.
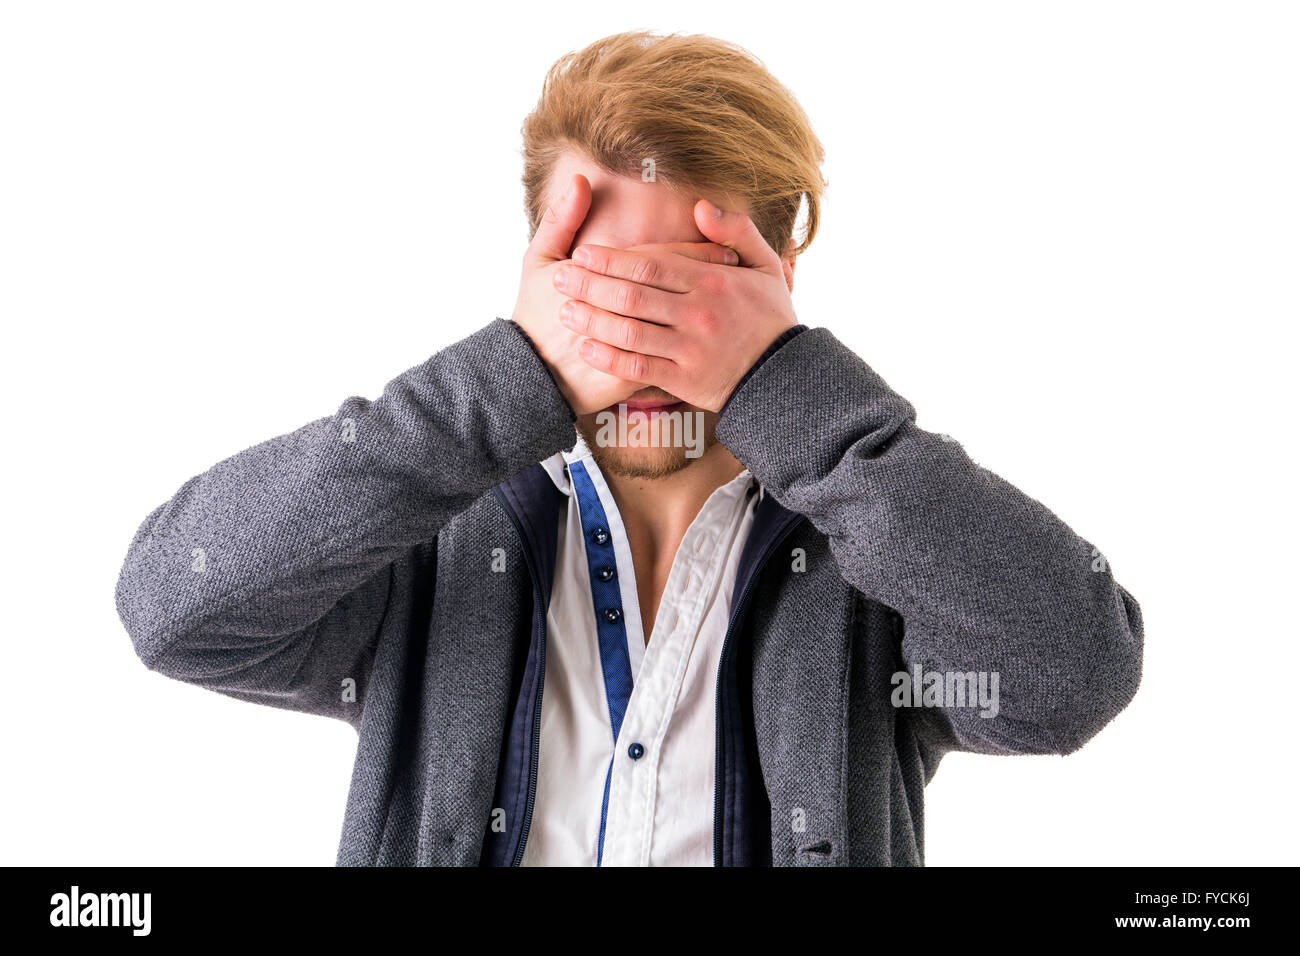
619, 318, 641, 351
688, 304, 717, 330
614, 282, 639, 315
630, 257, 659, 286
699, 271, 728, 295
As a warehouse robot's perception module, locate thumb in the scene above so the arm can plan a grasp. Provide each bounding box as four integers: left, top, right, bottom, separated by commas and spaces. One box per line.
530, 173, 592, 264
693, 199, 781, 271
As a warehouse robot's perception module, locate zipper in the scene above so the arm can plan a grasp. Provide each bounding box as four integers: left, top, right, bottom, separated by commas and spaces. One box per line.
712, 510, 803, 866
510, 596, 546, 867
493, 484, 549, 868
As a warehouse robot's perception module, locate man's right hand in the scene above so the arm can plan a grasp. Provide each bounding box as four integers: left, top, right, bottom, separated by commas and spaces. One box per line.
510, 173, 634, 415
510, 172, 738, 415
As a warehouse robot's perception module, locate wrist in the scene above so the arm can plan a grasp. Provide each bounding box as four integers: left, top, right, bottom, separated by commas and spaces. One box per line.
502, 318, 579, 418
719, 324, 808, 416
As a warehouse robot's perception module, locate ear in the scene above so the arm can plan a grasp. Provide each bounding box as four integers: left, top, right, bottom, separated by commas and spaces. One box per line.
781, 240, 797, 293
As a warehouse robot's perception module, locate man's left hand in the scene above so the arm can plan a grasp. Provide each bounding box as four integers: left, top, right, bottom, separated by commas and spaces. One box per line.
553, 199, 797, 413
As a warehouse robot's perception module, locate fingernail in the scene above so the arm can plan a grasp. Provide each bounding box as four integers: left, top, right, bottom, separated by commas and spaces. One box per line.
560, 301, 574, 321
572, 246, 590, 266
726, 249, 739, 265
580, 340, 596, 360
702, 199, 724, 219
553, 267, 568, 287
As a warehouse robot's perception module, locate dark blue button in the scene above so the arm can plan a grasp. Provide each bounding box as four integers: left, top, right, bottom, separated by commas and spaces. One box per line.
597, 566, 615, 582
591, 526, 609, 545
628, 742, 645, 760
604, 607, 621, 624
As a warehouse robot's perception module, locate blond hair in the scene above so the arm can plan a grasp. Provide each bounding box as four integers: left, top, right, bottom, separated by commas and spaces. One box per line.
521, 31, 826, 258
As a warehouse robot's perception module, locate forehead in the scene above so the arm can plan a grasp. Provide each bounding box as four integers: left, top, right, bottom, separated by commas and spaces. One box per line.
547, 150, 708, 250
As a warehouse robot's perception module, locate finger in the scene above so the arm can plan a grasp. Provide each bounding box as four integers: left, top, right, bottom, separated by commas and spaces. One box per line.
693, 199, 784, 272
560, 299, 677, 357
628, 241, 740, 266
529, 173, 592, 264
571, 242, 736, 293
553, 263, 680, 324
578, 337, 680, 388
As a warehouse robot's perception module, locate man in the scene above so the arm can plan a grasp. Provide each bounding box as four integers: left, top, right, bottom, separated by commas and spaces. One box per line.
115, 31, 1143, 866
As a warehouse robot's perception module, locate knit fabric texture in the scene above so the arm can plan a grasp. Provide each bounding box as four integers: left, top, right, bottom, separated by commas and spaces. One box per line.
115, 319, 1143, 865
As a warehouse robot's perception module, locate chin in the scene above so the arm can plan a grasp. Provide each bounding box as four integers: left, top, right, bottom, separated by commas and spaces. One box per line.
590, 444, 696, 480
576, 411, 718, 481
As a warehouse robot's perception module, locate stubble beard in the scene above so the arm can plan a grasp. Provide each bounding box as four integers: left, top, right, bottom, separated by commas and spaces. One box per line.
574, 415, 720, 480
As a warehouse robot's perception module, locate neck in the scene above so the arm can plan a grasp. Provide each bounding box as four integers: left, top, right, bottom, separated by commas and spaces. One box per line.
602, 443, 746, 553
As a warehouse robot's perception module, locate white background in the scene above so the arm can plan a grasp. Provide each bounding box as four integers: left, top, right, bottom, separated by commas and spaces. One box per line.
2, 1, 1296, 866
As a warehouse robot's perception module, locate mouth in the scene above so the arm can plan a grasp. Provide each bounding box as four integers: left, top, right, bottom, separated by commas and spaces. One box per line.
603, 390, 684, 417
618, 398, 684, 415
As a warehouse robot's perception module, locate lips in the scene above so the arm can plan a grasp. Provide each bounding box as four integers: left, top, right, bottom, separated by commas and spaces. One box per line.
607, 389, 685, 415
618, 399, 684, 414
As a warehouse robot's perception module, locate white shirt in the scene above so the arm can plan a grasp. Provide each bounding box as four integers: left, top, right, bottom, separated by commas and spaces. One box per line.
519, 437, 761, 866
